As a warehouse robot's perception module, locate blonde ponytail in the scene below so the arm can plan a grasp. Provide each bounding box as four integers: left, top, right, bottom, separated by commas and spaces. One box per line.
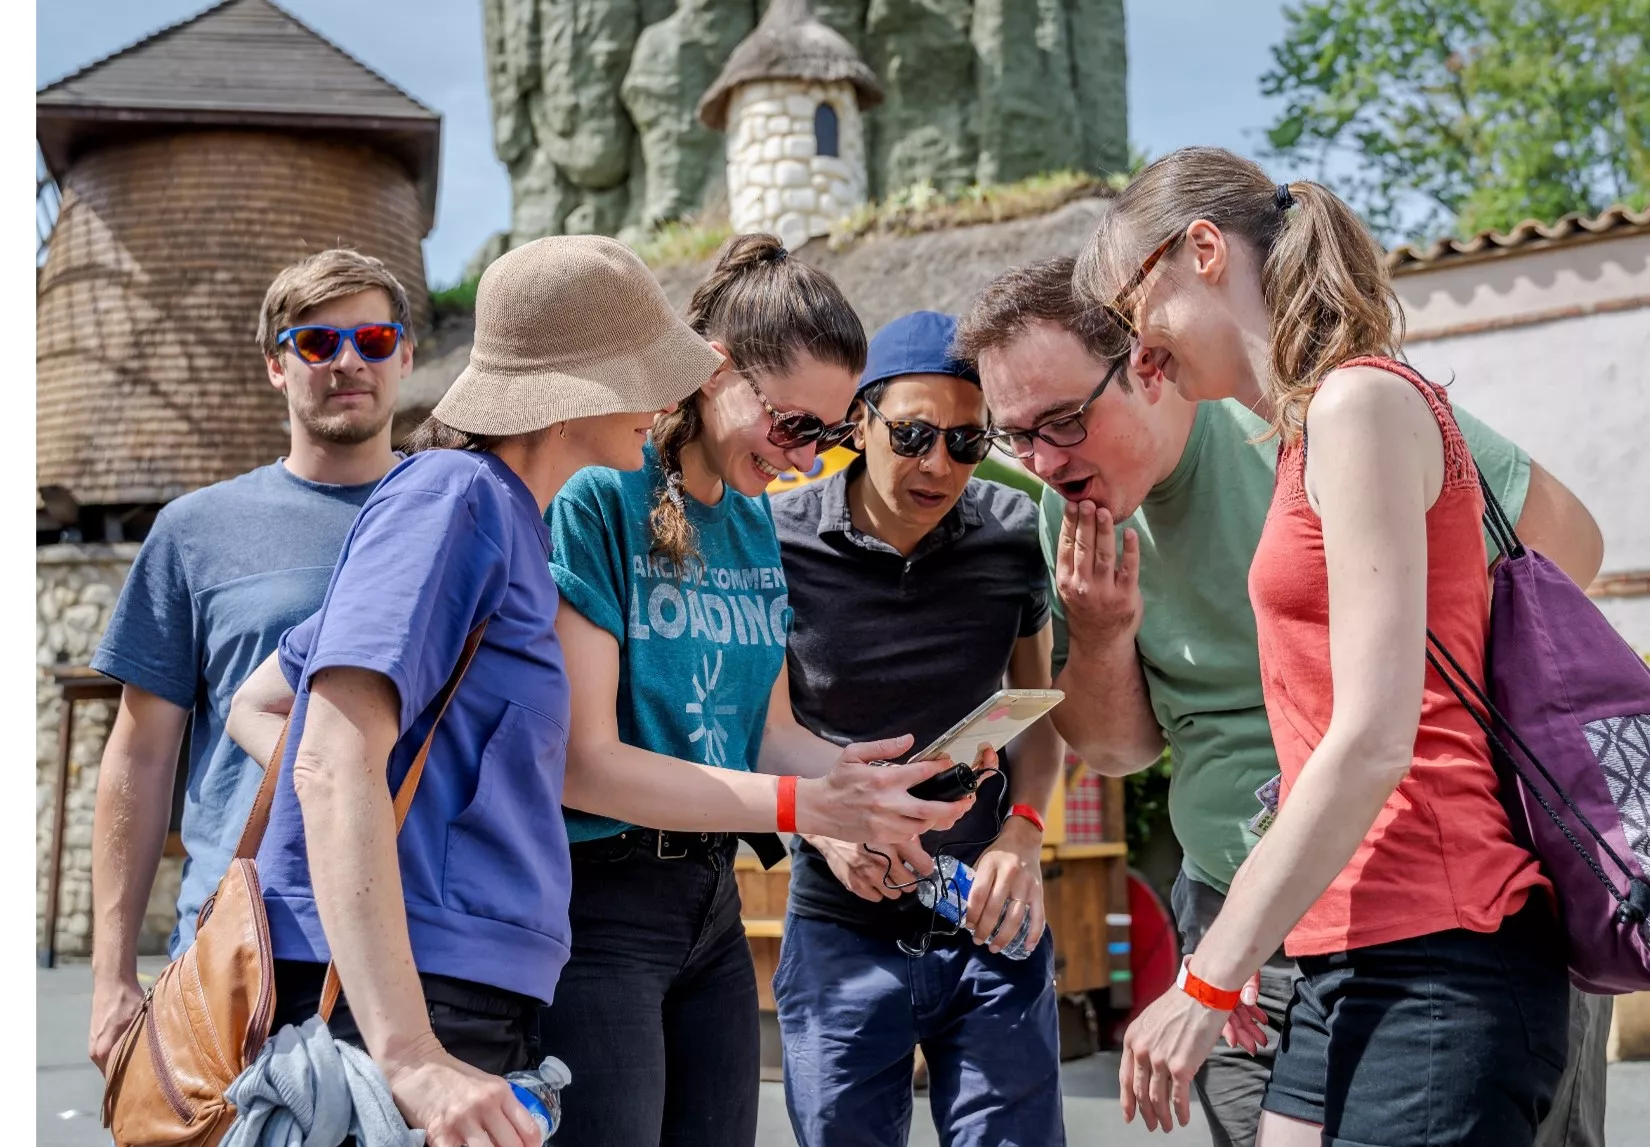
1262, 180, 1403, 440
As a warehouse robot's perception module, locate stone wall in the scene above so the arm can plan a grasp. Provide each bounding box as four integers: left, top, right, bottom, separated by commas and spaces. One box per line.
37, 543, 181, 959
726, 79, 867, 249
476, 0, 1127, 262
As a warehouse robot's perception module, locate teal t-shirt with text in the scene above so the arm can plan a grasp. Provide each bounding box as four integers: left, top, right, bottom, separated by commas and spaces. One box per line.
548, 448, 790, 842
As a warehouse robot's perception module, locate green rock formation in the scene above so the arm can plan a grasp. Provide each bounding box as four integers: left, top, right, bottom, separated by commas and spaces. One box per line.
621, 0, 755, 232
478, 0, 1126, 253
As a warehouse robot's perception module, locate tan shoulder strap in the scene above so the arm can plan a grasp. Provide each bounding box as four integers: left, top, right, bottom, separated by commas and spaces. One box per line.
318, 620, 490, 1021
232, 623, 490, 862
233, 721, 289, 861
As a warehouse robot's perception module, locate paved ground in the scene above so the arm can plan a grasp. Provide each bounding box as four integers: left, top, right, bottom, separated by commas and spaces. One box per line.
41, 960, 1649, 1145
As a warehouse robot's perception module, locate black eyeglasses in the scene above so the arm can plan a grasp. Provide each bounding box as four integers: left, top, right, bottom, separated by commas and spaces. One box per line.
744, 375, 856, 451
862, 397, 993, 464
989, 355, 1126, 460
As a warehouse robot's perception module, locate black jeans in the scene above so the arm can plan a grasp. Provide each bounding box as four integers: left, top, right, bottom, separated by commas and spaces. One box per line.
272, 958, 539, 1076
536, 833, 760, 1147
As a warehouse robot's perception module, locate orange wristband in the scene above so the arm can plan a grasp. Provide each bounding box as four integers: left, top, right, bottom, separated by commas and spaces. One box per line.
1176, 959, 1241, 1012
776, 775, 798, 834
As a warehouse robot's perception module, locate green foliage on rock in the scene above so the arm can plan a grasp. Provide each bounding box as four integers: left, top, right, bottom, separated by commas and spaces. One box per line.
429, 276, 480, 319
1262, 0, 1650, 241
630, 215, 736, 268
829, 168, 1121, 245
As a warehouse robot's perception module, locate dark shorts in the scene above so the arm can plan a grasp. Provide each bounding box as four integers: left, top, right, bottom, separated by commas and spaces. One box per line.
1262, 899, 1570, 1147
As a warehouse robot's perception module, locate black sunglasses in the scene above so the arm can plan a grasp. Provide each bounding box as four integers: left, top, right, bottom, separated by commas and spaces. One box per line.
990, 355, 1126, 460
862, 397, 993, 464
744, 375, 856, 451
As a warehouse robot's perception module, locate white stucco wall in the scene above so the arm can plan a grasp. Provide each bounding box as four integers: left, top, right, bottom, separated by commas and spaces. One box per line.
1394, 231, 1650, 651
724, 79, 867, 252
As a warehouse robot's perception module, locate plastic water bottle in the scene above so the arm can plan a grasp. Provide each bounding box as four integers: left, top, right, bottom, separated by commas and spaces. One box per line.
914, 855, 1034, 960
506, 1056, 572, 1142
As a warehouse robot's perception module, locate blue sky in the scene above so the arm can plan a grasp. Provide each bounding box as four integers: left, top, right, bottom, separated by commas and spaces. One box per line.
38, 0, 1293, 285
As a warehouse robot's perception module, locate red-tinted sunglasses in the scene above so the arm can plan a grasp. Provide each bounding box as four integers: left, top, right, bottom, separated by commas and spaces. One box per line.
744, 375, 856, 452
278, 323, 404, 365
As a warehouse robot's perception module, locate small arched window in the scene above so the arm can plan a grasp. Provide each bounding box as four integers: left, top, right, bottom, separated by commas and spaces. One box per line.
813, 103, 839, 158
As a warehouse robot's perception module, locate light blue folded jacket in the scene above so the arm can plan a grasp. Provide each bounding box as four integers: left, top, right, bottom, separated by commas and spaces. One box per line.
222, 1017, 424, 1147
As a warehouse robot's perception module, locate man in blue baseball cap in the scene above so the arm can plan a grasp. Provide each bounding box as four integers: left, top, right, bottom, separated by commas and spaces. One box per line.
770, 310, 1065, 1145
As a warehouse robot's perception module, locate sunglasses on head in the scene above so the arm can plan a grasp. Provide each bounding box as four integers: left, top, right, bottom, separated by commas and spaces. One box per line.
278, 323, 404, 365
862, 396, 992, 464
990, 355, 1126, 461
743, 374, 856, 451
1101, 230, 1185, 339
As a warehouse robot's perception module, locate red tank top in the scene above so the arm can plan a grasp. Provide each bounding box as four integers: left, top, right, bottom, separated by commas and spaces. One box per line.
1248, 356, 1548, 956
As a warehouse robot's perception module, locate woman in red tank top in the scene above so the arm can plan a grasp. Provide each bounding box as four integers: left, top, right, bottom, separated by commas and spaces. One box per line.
1074, 149, 1567, 1147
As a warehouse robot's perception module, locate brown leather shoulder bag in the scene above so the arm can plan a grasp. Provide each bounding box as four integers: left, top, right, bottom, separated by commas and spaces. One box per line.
101, 623, 487, 1147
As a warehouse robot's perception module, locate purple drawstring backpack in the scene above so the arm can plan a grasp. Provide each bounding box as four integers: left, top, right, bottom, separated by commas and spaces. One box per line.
1427, 472, 1650, 993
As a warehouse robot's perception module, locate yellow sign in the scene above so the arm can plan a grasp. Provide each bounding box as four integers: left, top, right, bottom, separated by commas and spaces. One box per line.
764, 445, 858, 496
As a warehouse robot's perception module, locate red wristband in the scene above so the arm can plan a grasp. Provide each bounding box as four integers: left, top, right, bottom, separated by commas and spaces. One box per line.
1176, 959, 1241, 1012
776, 775, 798, 834
1007, 803, 1045, 834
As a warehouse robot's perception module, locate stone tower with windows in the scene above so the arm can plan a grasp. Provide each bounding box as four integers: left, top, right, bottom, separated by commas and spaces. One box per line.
697, 0, 883, 251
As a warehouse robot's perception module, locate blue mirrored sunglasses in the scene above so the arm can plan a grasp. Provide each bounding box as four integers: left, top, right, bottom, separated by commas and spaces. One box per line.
278, 323, 404, 364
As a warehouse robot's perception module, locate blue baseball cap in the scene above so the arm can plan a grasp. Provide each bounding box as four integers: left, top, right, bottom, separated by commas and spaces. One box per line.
857, 310, 980, 395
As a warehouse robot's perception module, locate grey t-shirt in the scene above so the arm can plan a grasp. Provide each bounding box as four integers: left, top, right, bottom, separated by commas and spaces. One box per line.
774, 462, 1050, 938
91, 461, 380, 955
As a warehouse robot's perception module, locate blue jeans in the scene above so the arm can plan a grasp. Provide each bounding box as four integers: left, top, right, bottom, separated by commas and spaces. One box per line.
774, 912, 1064, 1147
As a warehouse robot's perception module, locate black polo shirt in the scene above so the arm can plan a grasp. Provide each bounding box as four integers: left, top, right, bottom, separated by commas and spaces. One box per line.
773, 459, 1051, 938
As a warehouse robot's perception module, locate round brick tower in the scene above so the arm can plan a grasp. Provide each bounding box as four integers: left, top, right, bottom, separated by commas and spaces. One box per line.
36, 0, 441, 517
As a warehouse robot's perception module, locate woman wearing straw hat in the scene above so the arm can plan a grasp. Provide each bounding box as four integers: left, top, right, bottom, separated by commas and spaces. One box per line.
538, 234, 983, 1147
227, 235, 965, 1147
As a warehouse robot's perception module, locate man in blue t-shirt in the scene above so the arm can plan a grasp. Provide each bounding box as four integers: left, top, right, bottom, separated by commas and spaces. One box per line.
86, 249, 412, 1073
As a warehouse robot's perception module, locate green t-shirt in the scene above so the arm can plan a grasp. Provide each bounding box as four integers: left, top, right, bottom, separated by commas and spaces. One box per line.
1040, 399, 1531, 893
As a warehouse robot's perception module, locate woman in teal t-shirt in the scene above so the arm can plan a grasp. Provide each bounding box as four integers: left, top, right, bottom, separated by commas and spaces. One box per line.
543, 234, 976, 1147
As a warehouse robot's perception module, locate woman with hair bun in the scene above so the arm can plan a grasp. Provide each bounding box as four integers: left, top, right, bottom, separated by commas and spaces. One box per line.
541, 234, 981, 1147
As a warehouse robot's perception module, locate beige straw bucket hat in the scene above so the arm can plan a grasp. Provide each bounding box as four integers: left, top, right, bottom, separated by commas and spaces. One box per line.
434, 235, 723, 436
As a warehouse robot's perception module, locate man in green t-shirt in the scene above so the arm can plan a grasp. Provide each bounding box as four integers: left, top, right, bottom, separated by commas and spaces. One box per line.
956, 257, 1610, 1147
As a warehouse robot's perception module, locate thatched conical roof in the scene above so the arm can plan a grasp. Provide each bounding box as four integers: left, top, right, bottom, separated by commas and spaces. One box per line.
697, 0, 883, 132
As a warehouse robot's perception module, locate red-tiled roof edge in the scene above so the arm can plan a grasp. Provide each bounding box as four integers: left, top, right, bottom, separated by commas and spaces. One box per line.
35, 0, 437, 119
1387, 203, 1650, 272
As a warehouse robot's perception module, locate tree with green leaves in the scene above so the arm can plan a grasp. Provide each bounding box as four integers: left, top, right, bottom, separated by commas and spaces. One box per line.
1262, 0, 1649, 242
